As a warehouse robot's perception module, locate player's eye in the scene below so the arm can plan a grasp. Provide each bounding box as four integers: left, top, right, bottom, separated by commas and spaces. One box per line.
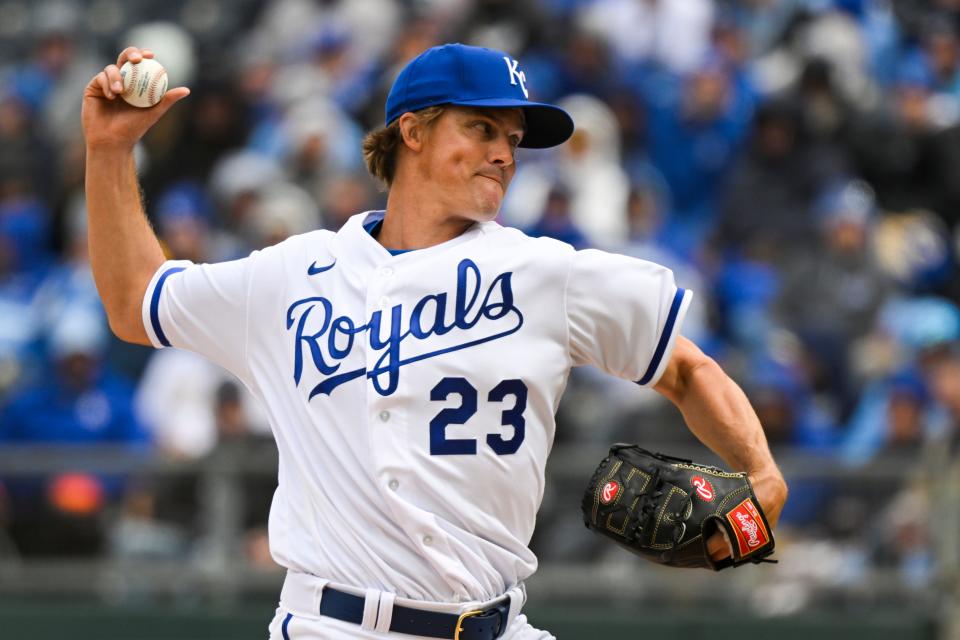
472, 120, 493, 136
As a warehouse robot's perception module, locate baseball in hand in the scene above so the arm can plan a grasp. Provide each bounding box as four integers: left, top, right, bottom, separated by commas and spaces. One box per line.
119, 58, 168, 108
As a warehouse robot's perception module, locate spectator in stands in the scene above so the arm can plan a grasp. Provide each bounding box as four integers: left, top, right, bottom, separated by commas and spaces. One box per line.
0, 178, 52, 395
524, 185, 589, 250
0, 92, 53, 198
207, 151, 283, 256
245, 0, 400, 70
717, 98, 843, 259
155, 182, 214, 263
849, 53, 960, 231
871, 485, 934, 588
5, 26, 101, 146
552, 30, 618, 99
33, 205, 104, 344
0, 310, 145, 446
603, 87, 650, 179
453, 0, 553, 55
920, 341, 960, 455
137, 349, 231, 460
776, 179, 890, 416
278, 97, 365, 205
743, 355, 837, 453
712, 251, 781, 356
0, 175, 52, 278
792, 57, 854, 146
247, 182, 320, 249
109, 479, 188, 562
644, 53, 755, 257
265, 27, 351, 111
576, 0, 715, 73
842, 370, 934, 465
920, 17, 960, 100
145, 80, 249, 193
0, 311, 147, 555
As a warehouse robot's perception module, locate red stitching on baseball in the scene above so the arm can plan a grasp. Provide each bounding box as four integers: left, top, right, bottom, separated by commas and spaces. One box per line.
126, 63, 139, 98
148, 68, 167, 105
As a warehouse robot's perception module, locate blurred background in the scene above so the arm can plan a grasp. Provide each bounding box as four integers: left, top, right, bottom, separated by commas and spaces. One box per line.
1, 0, 960, 637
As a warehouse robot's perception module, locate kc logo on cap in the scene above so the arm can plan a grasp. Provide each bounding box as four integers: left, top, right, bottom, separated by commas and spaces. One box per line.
384, 43, 574, 149
503, 57, 528, 99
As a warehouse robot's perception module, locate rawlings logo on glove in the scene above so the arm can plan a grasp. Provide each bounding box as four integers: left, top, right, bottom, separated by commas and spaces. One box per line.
581, 444, 776, 570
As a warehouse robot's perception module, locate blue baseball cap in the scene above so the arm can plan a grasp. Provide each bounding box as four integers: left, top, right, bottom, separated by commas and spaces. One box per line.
385, 43, 574, 149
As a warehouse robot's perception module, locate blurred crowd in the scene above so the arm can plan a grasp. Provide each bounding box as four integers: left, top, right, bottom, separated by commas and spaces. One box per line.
2, 0, 960, 605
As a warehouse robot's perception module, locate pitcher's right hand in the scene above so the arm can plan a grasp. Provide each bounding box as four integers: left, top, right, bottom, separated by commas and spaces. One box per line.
82, 47, 190, 151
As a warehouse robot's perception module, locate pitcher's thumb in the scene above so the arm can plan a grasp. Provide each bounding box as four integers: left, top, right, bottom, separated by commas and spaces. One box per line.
156, 87, 191, 115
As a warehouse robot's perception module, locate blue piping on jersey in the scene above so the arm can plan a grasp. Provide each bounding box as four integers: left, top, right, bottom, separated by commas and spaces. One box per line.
150, 266, 186, 347
282, 612, 293, 640
636, 287, 686, 386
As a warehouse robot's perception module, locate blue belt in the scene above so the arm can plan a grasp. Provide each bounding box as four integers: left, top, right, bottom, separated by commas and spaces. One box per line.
318, 587, 510, 640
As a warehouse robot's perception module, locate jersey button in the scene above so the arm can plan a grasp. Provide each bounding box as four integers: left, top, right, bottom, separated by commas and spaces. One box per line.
422, 535, 433, 546
388, 479, 399, 491
379, 410, 390, 422
378, 296, 390, 308
380, 267, 394, 277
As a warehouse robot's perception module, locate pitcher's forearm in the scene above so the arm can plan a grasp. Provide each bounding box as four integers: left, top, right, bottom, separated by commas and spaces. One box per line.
85, 147, 166, 343
655, 338, 786, 507
675, 357, 778, 476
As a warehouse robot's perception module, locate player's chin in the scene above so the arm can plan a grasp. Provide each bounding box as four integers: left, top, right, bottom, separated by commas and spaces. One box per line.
471, 187, 504, 219
471, 198, 502, 220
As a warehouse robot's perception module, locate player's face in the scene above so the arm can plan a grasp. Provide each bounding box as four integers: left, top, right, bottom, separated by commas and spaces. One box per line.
418, 107, 524, 222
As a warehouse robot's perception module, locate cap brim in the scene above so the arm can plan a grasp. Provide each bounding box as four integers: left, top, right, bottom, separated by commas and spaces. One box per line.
449, 98, 575, 149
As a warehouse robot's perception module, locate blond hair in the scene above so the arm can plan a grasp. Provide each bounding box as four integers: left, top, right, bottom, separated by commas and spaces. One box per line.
362, 106, 446, 188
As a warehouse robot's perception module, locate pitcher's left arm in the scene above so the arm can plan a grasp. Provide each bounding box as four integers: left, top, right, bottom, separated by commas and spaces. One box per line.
654, 336, 788, 559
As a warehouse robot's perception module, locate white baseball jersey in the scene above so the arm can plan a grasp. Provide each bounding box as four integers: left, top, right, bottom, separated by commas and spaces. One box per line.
141, 210, 692, 603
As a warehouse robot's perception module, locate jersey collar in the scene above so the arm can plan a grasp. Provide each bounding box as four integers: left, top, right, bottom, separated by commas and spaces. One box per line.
340, 211, 497, 267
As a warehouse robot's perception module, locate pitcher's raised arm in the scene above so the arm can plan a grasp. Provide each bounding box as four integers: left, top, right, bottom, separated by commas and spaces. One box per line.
82, 47, 190, 344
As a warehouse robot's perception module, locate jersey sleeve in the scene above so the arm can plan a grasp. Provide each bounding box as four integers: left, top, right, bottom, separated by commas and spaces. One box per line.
140, 256, 256, 380
565, 249, 693, 387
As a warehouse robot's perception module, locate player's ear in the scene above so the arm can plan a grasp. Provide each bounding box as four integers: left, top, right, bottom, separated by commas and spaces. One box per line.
398, 112, 424, 152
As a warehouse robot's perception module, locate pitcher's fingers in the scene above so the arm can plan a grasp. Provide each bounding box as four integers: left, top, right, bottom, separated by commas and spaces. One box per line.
116, 46, 144, 67
707, 532, 731, 560
96, 70, 116, 99
141, 49, 155, 58
104, 64, 124, 95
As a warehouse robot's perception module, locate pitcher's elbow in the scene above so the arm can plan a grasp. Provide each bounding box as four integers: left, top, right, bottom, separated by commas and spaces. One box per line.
107, 309, 150, 346
106, 313, 132, 342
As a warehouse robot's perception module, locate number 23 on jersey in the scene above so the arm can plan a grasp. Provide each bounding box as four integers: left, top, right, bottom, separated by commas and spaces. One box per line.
429, 377, 527, 455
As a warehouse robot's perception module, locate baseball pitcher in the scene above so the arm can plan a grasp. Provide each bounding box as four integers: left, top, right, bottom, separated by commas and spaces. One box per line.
82, 44, 787, 639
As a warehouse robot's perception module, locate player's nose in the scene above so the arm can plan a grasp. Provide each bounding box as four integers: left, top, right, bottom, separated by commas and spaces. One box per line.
487, 135, 516, 168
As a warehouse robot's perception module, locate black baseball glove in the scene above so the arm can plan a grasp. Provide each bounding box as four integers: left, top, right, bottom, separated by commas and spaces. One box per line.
582, 444, 776, 570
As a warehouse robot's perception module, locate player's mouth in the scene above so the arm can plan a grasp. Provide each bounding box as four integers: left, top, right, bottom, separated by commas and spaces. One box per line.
477, 173, 504, 189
